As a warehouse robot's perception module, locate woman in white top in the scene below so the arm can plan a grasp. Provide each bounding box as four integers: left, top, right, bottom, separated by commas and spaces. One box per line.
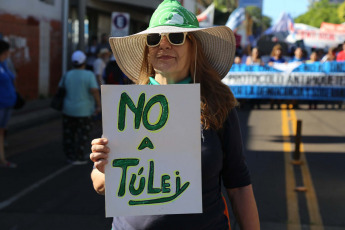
245, 47, 263, 65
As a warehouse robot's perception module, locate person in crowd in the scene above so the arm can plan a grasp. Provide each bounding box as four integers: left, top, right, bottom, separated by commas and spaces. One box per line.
320, 47, 339, 109
234, 55, 242, 64
60, 50, 101, 165
89, 0, 260, 229
268, 44, 285, 109
321, 47, 336, 62
97, 33, 111, 51
306, 51, 318, 63
306, 51, 319, 109
245, 46, 263, 109
3, 44, 17, 149
241, 45, 251, 64
93, 48, 111, 86
268, 44, 286, 66
288, 47, 307, 109
0, 40, 17, 168
103, 56, 131, 85
336, 41, 345, 61
85, 35, 99, 71
290, 47, 306, 63
246, 47, 263, 65
316, 49, 325, 61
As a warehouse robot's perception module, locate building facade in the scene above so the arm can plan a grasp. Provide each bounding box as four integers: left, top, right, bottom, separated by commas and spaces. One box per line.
0, 0, 195, 99
0, 0, 63, 99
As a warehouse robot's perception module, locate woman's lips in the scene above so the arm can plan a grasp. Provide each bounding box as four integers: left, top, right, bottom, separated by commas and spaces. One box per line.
158, 55, 174, 60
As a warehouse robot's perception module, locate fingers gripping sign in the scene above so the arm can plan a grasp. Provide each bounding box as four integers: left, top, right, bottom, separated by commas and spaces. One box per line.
90, 138, 109, 173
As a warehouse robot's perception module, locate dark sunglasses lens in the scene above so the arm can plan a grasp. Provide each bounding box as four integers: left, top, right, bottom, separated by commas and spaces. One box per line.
168, 33, 185, 45
147, 34, 161, 46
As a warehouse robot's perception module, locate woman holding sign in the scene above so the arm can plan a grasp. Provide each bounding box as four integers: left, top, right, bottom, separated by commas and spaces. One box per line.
90, 0, 260, 229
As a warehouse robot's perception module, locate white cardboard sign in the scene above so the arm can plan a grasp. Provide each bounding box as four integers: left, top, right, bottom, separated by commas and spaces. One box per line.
102, 84, 202, 217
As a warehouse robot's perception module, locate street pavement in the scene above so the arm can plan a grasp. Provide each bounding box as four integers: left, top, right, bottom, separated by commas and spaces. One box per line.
0, 101, 344, 230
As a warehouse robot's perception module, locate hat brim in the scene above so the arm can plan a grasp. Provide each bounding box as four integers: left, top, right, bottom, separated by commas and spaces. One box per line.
109, 26, 235, 83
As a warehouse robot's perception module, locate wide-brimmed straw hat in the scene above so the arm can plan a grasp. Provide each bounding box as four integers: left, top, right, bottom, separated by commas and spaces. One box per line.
109, 0, 236, 83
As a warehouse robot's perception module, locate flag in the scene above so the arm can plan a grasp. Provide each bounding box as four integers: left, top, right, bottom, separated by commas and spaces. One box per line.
196, 3, 215, 28
225, 7, 246, 30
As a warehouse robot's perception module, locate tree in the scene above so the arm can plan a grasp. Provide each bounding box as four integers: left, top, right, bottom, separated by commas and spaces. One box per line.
213, 0, 238, 13
246, 6, 272, 33
337, 1, 345, 23
213, 0, 238, 25
294, 0, 341, 27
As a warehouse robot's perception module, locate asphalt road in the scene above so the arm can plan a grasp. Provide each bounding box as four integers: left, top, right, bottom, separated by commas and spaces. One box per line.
1, 105, 344, 230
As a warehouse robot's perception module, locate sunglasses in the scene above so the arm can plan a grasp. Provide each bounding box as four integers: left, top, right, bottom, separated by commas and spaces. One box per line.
146, 32, 187, 47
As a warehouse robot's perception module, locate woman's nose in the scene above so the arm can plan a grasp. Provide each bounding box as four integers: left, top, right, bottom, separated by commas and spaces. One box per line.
159, 36, 171, 49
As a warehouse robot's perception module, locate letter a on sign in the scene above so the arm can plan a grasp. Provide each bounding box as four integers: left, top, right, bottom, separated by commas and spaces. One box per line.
138, 137, 154, 150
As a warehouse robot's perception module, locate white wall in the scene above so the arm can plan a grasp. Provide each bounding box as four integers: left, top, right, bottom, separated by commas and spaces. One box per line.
0, 0, 62, 21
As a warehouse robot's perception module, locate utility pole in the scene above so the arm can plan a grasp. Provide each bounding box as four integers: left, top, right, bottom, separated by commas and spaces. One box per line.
78, 0, 86, 51
62, 0, 69, 75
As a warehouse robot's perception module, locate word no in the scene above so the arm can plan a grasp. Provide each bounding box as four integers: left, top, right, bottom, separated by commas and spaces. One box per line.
118, 92, 169, 132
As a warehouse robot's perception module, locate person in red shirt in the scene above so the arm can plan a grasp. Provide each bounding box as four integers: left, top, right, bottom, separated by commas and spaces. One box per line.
336, 41, 345, 61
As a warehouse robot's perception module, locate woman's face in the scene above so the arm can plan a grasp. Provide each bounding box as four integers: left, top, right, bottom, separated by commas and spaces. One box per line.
252, 48, 259, 58
295, 48, 303, 59
310, 52, 317, 61
274, 48, 281, 57
148, 35, 191, 82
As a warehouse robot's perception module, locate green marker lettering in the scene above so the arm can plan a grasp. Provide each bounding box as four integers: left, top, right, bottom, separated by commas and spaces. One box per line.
143, 95, 169, 131
113, 158, 139, 197
118, 92, 145, 131
161, 174, 171, 193
138, 137, 155, 150
147, 160, 161, 194
129, 167, 145, 196
112, 158, 190, 206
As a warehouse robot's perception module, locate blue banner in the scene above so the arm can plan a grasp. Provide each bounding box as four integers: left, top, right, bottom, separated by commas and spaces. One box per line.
224, 62, 345, 101
230, 86, 345, 101
230, 61, 345, 73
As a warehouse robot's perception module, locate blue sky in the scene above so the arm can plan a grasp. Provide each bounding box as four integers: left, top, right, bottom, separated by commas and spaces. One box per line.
262, 0, 310, 25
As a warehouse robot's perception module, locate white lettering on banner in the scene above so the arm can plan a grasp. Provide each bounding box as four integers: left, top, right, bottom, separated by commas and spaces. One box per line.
223, 73, 345, 87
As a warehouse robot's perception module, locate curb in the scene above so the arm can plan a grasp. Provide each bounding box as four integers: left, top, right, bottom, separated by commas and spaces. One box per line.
7, 99, 61, 134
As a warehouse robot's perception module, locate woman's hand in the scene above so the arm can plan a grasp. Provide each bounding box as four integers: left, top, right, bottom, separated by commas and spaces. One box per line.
90, 138, 110, 174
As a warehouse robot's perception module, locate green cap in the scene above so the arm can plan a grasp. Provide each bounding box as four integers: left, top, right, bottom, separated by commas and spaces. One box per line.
148, 0, 199, 29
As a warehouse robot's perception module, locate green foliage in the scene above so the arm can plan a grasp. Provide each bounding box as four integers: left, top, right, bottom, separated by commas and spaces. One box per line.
213, 0, 237, 25
212, 1, 272, 29
294, 0, 341, 27
337, 1, 345, 23
214, 0, 237, 13
246, 6, 272, 30
262, 16, 272, 31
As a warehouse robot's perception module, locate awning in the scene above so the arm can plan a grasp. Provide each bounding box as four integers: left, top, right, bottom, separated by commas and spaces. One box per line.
102, 0, 162, 10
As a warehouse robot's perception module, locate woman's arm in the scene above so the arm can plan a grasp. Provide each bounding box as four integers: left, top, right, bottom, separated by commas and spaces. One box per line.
91, 168, 105, 195
227, 184, 260, 230
245, 56, 251, 65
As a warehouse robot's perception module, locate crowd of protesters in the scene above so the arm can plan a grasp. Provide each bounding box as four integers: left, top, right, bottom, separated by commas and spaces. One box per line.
234, 41, 345, 66
85, 33, 132, 86
232, 41, 345, 110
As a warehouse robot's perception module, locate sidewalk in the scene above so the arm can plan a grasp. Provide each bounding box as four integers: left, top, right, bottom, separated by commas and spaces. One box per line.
7, 98, 61, 134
